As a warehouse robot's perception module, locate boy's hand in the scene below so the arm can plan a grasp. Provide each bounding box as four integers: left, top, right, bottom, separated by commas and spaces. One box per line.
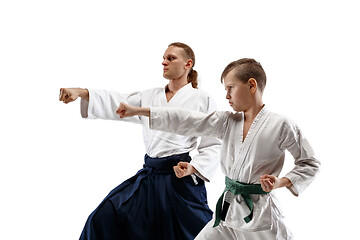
116, 102, 138, 118
260, 174, 292, 192
260, 174, 280, 192
173, 162, 196, 178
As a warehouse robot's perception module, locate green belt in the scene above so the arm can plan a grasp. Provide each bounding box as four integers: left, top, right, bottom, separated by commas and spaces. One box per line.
213, 176, 269, 227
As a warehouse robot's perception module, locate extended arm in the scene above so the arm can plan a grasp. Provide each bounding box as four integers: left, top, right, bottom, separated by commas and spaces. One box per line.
117, 103, 226, 138
60, 88, 142, 123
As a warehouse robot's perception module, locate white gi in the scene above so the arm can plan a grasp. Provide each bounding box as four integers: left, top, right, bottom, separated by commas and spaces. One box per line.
149, 106, 321, 240
80, 83, 221, 181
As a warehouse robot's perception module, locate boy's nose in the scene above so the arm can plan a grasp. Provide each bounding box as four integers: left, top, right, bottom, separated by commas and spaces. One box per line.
225, 92, 230, 99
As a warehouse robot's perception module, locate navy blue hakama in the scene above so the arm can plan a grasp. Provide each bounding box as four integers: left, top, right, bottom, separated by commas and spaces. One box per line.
80, 153, 212, 240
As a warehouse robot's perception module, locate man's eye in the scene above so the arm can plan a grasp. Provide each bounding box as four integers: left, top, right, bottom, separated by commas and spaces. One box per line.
168, 57, 174, 61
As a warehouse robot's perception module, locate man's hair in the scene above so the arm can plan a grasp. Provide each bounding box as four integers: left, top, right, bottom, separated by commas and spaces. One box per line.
221, 58, 266, 92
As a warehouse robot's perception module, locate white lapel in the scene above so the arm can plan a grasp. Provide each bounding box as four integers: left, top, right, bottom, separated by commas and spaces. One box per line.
231, 107, 271, 181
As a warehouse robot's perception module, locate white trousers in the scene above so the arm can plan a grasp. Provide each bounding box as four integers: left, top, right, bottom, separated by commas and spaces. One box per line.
195, 218, 293, 240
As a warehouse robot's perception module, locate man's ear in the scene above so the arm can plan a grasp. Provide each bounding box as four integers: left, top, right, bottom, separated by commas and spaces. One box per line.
248, 78, 258, 93
185, 59, 193, 70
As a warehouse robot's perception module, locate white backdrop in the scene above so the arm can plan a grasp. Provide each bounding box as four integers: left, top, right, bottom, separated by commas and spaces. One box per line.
1, 1, 359, 239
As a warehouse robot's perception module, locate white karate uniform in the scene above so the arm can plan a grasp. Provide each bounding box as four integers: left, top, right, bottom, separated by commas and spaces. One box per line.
80, 83, 221, 181
149, 106, 321, 240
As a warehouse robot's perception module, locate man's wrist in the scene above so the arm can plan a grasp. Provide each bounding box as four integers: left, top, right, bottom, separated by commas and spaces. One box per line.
79, 88, 89, 101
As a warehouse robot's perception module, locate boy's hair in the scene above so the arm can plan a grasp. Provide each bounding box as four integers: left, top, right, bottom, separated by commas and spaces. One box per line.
221, 58, 266, 92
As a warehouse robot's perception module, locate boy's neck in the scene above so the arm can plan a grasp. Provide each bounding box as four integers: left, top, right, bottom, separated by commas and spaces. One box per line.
243, 101, 265, 122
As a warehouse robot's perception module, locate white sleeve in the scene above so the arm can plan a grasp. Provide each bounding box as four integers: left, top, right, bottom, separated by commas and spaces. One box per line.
279, 120, 321, 196
150, 107, 227, 139
80, 89, 142, 124
190, 97, 221, 182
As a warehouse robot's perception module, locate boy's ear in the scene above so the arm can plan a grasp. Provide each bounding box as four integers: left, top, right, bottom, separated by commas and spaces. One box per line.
248, 78, 257, 93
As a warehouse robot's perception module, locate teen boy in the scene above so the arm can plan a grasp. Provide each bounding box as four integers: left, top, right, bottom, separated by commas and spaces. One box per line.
116, 58, 320, 239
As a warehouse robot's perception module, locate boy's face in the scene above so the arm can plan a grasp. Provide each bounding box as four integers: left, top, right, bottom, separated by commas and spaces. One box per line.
224, 69, 253, 112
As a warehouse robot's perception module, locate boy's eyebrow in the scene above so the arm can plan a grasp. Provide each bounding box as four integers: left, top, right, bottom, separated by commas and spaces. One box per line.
163, 54, 177, 59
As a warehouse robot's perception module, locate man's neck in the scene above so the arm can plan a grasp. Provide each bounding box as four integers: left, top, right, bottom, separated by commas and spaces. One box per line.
167, 78, 189, 93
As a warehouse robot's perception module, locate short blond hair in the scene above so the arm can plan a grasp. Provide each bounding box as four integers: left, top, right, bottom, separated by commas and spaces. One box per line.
221, 58, 266, 92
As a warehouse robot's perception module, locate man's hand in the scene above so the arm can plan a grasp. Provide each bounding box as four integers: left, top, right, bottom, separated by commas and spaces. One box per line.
173, 162, 197, 178
59, 88, 89, 103
260, 174, 292, 192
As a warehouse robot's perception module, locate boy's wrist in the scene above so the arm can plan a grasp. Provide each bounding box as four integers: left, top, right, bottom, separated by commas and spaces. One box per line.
137, 107, 150, 117
280, 177, 292, 188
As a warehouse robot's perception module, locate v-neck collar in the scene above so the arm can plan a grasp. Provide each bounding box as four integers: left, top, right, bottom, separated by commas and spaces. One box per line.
231, 106, 270, 179
163, 83, 192, 104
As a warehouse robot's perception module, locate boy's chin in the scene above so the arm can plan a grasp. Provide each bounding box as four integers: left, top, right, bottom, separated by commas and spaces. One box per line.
231, 106, 240, 112
232, 107, 245, 113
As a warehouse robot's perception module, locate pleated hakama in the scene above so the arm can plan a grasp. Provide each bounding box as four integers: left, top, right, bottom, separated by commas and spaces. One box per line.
80, 153, 212, 240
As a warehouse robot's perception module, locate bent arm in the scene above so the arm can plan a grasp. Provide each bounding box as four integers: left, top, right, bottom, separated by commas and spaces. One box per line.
280, 121, 321, 196
190, 136, 221, 182
189, 97, 221, 182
